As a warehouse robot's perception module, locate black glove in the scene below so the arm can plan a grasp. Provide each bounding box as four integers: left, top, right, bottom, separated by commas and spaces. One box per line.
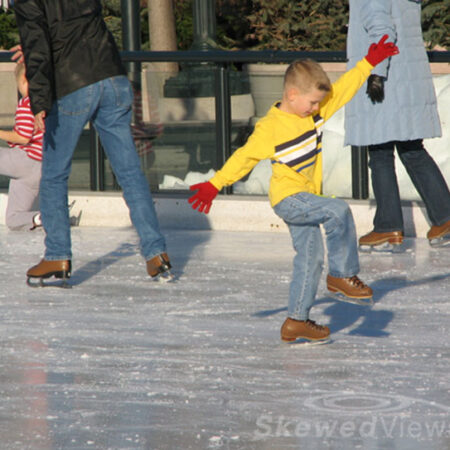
366, 74, 385, 104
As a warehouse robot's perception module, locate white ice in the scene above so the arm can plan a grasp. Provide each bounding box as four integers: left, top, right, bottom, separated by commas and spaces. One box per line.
0, 225, 449, 449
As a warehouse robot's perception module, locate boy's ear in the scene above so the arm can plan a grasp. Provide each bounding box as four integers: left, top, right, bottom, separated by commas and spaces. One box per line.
286, 87, 300, 101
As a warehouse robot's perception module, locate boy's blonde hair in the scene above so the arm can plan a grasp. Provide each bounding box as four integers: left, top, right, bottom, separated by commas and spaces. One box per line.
284, 59, 331, 94
14, 62, 26, 81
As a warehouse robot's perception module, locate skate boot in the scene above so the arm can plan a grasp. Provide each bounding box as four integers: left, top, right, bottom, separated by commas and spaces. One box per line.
281, 318, 330, 345
30, 213, 42, 231
359, 230, 403, 253
27, 259, 72, 288
147, 252, 173, 281
327, 275, 373, 306
427, 220, 450, 247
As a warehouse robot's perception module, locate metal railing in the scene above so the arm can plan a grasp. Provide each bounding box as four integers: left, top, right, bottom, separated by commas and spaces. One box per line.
1, 50, 449, 198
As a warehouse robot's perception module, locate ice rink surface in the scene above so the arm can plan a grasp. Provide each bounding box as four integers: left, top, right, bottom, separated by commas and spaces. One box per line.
0, 225, 449, 450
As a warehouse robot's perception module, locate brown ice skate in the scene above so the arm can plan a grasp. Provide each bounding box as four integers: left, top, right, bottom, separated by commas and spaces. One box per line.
27, 259, 72, 288
359, 230, 403, 252
146, 252, 173, 281
327, 275, 373, 306
427, 220, 450, 247
281, 318, 330, 344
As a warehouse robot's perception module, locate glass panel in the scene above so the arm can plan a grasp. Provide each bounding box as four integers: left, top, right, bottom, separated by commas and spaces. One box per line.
139, 63, 253, 193
69, 128, 92, 190
1, 59, 447, 202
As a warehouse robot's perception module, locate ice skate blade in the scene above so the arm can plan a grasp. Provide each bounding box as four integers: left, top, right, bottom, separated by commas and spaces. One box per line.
329, 292, 373, 307
429, 236, 450, 248
359, 242, 404, 253
27, 277, 72, 289
284, 337, 332, 346
152, 271, 175, 283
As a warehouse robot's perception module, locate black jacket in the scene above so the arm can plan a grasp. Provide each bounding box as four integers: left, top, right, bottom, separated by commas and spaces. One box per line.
14, 0, 126, 115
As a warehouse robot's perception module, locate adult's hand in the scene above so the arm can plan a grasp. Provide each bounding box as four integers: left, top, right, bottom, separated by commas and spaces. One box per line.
10, 44, 24, 64
34, 111, 46, 132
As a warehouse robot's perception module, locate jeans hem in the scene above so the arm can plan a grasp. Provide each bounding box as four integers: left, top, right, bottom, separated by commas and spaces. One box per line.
328, 269, 359, 278
144, 249, 167, 262
434, 216, 450, 227
288, 314, 308, 321
44, 255, 72, 261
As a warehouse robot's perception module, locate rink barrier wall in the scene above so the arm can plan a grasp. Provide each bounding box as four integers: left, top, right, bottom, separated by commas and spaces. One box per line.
0, 191, 432, 237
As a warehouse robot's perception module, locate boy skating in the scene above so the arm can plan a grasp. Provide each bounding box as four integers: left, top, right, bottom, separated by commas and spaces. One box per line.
188, 36, 398, 344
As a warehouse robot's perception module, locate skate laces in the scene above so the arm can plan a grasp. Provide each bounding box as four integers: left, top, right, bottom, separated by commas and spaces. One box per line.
348, 276, 367, 288
306, 319, 325, 330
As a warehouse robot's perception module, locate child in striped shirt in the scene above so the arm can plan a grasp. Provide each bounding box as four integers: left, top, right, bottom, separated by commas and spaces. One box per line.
0, 62, 43, 230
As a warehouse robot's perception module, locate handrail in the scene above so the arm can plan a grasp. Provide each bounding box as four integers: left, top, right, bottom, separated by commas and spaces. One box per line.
1, 50, 449, 64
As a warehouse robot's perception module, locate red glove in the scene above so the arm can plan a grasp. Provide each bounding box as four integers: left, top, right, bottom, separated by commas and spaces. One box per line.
365, 34, 399, 67
188, 182, 219, 214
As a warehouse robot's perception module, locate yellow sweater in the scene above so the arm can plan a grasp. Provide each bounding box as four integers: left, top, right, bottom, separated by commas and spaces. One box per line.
210, 58, 373, 207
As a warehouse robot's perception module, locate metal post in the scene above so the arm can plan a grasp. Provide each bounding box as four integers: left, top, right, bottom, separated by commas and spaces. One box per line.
121, 0, 141, 86
351, 145, 369, 199
192, 0, 218, 50
89, 1, 140, 191
215, 64, 232, 194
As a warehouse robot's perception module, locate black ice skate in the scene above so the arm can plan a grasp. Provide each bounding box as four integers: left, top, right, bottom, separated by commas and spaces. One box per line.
26, 259, 72, 288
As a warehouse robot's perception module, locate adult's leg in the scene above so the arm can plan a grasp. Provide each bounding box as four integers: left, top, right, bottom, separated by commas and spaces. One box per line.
397, 140, 450, 226
92, 76, 166, 260
368, 142, 404, 232
41, 84, 98, 260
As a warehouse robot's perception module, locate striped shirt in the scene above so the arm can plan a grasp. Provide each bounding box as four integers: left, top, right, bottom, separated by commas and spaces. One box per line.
8, 96, 43, 162
273, 114, 324, 173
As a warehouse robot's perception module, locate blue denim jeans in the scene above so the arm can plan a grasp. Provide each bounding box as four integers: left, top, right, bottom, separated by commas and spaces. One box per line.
273, 193, 360, 320
41, 76, 166, 261
369, 140, 450, 232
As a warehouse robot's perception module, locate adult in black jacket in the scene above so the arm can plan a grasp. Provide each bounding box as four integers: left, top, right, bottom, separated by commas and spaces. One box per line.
13, 0, 172, 286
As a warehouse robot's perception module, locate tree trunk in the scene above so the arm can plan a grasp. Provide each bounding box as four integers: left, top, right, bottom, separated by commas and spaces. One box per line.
147, 0, 178, 73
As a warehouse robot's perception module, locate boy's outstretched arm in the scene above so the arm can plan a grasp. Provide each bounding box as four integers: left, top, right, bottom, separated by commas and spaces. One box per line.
189, 182, 219, 214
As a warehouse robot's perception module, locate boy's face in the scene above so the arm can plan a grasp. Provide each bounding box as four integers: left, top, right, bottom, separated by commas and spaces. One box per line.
288, 87, 327, 118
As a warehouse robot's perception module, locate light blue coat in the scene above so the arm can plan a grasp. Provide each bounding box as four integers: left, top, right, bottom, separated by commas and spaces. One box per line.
344, 0, 441, 146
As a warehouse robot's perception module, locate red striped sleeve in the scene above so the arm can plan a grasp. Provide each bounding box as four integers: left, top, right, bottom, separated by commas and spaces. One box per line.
9, 96, 43, 162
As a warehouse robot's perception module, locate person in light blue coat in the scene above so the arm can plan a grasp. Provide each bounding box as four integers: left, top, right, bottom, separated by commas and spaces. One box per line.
345, 0, 450, 248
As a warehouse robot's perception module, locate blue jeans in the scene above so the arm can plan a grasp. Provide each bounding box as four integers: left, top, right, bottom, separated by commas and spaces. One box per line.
369, 140, 450, 232
41, 76, 166, 261
273, 193, 360, 320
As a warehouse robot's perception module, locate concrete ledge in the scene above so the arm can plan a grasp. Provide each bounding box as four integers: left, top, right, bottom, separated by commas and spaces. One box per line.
0, 190, 433, 237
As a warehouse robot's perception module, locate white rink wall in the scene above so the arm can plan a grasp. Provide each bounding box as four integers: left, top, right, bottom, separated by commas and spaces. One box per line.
0, 191, 434, 239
